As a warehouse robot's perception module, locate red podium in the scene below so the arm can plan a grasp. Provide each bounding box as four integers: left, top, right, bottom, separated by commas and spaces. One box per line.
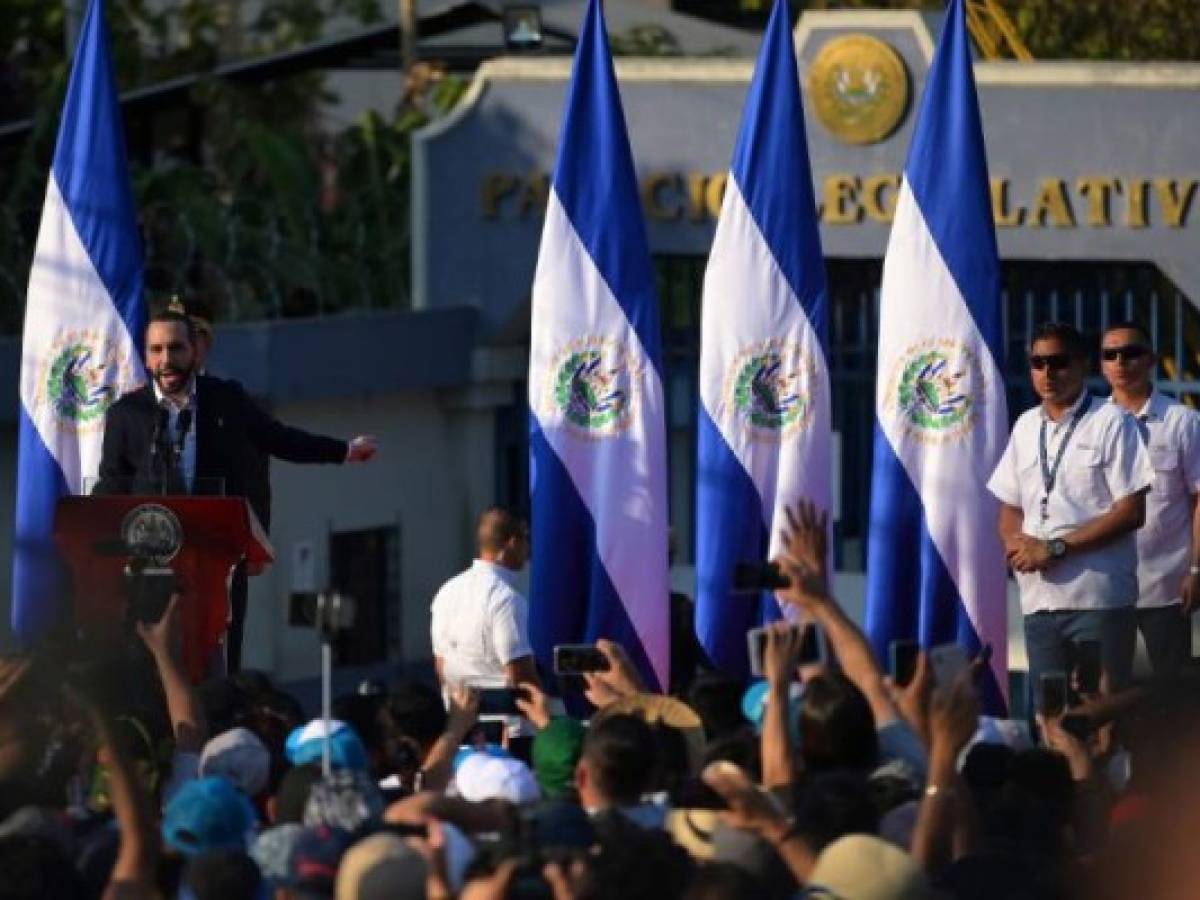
54, 496, 274, 682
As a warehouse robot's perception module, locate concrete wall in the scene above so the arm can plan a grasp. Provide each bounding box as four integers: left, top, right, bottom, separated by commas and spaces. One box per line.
413, 11, 1200, 332
237, 388, 506, 679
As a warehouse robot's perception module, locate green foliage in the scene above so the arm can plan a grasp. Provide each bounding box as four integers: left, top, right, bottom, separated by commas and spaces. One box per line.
0, 0, 459, 329
801, 0, 1200, 60
1002, 0, 1200, 62
611, 24, 684, 56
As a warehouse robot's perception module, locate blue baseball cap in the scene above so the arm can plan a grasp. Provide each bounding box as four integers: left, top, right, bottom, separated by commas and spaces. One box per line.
741, 680, 804, 739
162, 776, 257, 856
285, 719, 368, 772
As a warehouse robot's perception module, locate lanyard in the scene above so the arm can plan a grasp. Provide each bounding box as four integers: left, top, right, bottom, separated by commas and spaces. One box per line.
1038, 392, 1091, 521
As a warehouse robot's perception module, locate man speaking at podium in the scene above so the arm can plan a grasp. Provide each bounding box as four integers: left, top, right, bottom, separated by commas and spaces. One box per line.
95, 300, 378, 668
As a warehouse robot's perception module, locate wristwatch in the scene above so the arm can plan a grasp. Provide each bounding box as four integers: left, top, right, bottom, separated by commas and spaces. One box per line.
1047, 538, 1068, 560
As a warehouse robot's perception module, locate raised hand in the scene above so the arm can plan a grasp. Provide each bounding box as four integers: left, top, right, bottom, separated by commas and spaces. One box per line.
346, 435, 379, 462
775, 500, 832, 611
886, 650, 933, 748
515, 681, 552, 730
763, 623, 804, 688
445, 683, 481, 742
929, 671, 980, 759
582, 638, 646, 709
701, 760, 791, 844
135, 593, 182, 660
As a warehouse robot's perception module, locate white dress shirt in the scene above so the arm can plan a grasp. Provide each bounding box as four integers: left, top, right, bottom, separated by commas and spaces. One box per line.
988, 391, 1154, 615
1116, 391, 1200, 608
430, 559, 533, 685
151, 378, 197, 491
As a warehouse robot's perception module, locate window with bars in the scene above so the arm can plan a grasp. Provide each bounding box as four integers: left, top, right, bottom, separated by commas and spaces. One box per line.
328, 525, 400, 664
653, 256, 1200, 570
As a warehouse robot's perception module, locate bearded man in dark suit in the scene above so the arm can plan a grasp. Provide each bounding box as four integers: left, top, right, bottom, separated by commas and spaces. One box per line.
95, 302, 377, 668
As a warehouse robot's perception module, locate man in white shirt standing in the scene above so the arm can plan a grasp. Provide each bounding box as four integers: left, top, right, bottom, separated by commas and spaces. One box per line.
1101, 321, 1200, 676
430, 507, 540, 688
988, 323, 1153, 692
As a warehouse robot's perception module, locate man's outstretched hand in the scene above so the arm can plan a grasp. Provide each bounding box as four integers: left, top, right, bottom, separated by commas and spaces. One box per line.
346, 435, 379, 462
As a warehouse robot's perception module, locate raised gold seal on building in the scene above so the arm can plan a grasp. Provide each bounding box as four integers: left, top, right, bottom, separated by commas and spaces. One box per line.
807, 35, 909, 146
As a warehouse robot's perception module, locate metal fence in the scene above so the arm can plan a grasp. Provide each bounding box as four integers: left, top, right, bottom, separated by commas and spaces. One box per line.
0, 187, 412, 333
655, 256, 1200, 568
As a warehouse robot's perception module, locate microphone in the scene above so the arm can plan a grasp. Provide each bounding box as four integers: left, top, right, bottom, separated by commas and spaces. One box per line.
170, 406, 193, 494
149, 401, 169, 463
176, 407, 193, 447
148, 405, 169, 468
147, 401, 171, 493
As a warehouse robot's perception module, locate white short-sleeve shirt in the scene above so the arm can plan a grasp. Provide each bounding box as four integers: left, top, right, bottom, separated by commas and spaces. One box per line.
430, 559, 533, 685
1119, 391, 1200, 608
987, 391, 1154, 615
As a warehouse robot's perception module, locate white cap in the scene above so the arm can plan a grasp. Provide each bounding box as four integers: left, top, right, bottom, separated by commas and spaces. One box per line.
200, 727, 271, 798
453, 751, 541, 804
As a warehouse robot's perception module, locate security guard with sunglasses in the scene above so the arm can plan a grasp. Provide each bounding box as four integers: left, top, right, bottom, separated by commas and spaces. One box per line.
988, 322, 1153, 694
1101, 321, 1200, 676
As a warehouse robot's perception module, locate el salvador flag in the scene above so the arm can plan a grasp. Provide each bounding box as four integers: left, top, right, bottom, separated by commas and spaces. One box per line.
12, 0, 146, 642
695, 0, 830, 678
865, 0, 1008, 712
527, 0, 669, 690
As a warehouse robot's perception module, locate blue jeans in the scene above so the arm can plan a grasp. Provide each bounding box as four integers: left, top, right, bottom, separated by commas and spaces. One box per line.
1136, 605, 1190, 677
1023, 607, 1137, 698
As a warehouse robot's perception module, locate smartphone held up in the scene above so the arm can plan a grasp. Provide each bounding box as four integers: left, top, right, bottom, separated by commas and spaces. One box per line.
746, 622, 826, 678
552, 644, 611, 676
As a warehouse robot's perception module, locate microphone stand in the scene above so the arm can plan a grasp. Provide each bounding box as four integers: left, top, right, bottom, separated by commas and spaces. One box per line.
174, 408, 193, 494
149, 402, 169, 495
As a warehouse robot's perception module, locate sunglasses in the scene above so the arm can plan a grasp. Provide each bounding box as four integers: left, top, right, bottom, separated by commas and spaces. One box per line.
1029, 353, 1074, 371
1101, 345, 1150, 363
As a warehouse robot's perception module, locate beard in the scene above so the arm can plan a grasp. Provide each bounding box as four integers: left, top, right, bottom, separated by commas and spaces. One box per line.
153, 362, 195, 397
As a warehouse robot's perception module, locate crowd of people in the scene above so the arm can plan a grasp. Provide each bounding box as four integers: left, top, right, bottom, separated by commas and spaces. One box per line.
4, 488, 1200, 900
5, 307, 1200, 898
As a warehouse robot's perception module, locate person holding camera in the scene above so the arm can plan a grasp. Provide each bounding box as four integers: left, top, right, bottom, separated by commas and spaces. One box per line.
95, 299, 378, 670
430, 507, 539, 690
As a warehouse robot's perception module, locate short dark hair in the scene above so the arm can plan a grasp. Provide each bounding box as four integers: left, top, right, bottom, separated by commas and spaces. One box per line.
476, 506, 528, 554
1029, 322, 1088, 359
799, 674, 878, 773
792, 770, 879, 854
274, 763, 323, 824
182, 849, 262, 900
378, 680, 448, 754
147, 300, 197, 345
582, 713, 656, 805
589, 810, 697, 898
1102, 320, 1153, 348
688, 673, 750, 741
0, 836, 86, 899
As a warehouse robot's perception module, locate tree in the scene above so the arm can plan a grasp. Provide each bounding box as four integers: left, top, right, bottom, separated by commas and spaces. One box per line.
1002, 0, 1200, 61
799, 0, 1200, 60
0, 0, 473, 329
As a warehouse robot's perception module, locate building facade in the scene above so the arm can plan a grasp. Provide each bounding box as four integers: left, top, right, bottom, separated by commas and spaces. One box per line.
2, 11, 1199, 680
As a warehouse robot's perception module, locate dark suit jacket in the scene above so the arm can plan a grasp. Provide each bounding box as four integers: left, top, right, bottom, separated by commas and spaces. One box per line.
95, 375, 348, 530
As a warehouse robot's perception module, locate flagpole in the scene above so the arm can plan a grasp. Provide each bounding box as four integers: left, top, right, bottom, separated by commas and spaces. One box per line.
695, 0, 831, 676
527, 0, 670, 691
13, 0, 146, 642
864, 0, 1009, 712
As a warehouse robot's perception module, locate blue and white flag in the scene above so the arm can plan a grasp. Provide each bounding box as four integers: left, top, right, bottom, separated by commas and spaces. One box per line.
527, 0, 669, 690
865, 0, 1008, 711
695, 0, 830, 677
12, 0, 146, 641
